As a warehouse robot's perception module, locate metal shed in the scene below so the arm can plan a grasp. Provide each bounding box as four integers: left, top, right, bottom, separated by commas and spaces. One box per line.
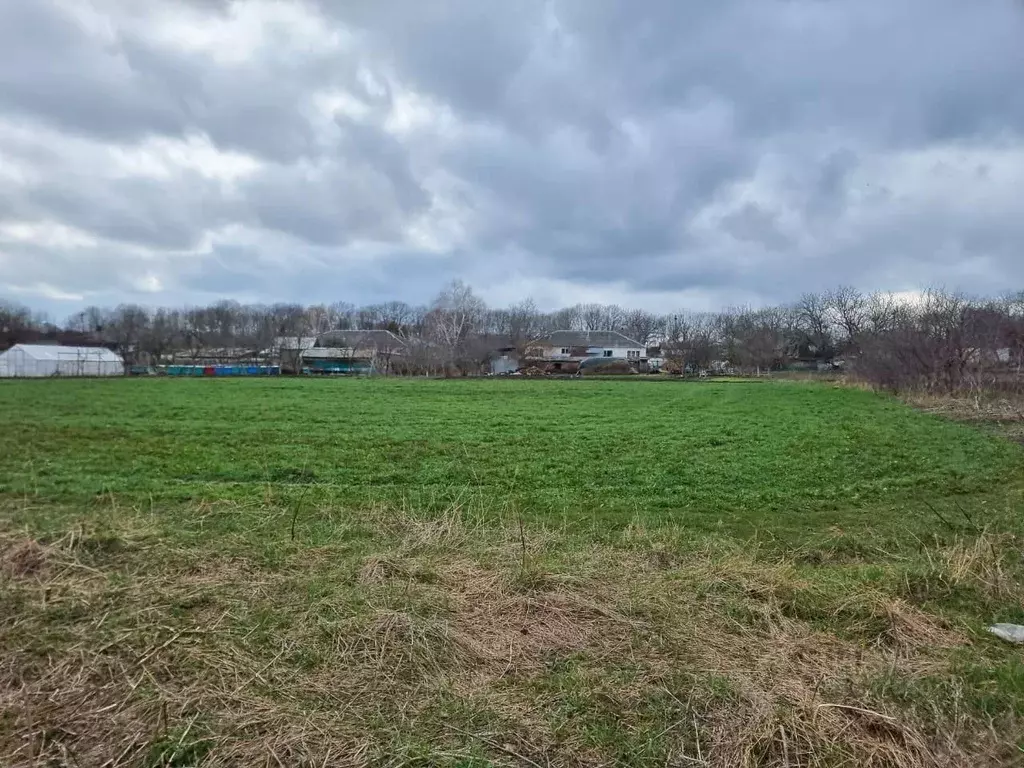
0, 344, 125, 378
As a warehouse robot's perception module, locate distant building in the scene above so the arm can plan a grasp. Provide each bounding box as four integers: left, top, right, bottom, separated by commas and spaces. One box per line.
524, 331, 646, 373
0, 344, 124, 378
646, 346, 665, 372
273, 336, 318, 374
316, 330, 404, 352
304, 330, 405, 375
489, 345, 520, 375
168, 347, 267, 366
298, 347, 372, 375
274, 337, 318, 351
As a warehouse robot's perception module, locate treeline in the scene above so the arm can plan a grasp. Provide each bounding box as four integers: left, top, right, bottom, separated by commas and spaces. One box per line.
2, 282, 1022, 392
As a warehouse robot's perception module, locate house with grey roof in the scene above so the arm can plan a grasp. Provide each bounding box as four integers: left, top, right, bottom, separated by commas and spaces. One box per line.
301, 329, 405, 375
273, 336, 318, 374
523, 330, 646, 373
316, 330, 404, 352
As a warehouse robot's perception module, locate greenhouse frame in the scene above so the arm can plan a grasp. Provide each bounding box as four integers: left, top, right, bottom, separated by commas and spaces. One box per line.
0, 344, 125, 378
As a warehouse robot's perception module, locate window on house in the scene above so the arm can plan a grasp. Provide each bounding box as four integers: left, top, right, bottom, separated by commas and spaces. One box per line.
561, 348, 570, 355
603, 350, 613, 357
627, 350, 640, 359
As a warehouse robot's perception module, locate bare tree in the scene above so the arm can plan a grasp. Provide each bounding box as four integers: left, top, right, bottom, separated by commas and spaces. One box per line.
827, 285, 867, 352
663, 312, 719, 373
723, 306, 793, 374
550, 304, 582, 332
506, 298, 545, 352
305, 304, 337, 336
108, 304, 151, 367
580, 303, 606, 331
850, 289, 1015, 393
1001, 292, 1024, 375
369, 332, 404, 376
864, 291, 907, 335
65, 305, 108, 336
1, 299, 38, 348
794, 292, 834, 362
604, 304, 626, 332
622, 309, 659, 347
425, 280, 487, 375
328, 302, 356, 330
140, 308, 179, 365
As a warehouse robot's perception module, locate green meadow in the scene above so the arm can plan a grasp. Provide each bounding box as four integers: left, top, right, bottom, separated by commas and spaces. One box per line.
1, 378, 1022, 766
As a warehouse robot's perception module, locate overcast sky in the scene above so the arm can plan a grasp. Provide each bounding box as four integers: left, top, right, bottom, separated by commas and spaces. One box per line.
1, 0, 1023, 318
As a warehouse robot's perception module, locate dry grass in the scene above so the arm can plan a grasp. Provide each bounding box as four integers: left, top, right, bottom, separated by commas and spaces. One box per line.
934, 532, 1020, 601
0, 539, 51, 580
903, 392, 1024, 444
624, 546, 983, 767
905, 392, 1024, 420
691, 612, 941, 767
1, 509, 1021, 767
448, 561, 638, 683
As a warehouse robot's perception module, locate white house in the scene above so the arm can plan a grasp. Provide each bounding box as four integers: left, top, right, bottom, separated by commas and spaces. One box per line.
0, 344, 124, 377
525, 331, 646, 372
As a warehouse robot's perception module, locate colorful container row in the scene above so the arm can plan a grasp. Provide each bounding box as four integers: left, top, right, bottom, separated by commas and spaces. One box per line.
163, 365, 281, 376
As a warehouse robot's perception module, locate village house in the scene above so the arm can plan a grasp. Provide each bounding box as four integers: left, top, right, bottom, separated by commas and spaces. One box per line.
520, 331, 647, 374
307, 329, 405, 375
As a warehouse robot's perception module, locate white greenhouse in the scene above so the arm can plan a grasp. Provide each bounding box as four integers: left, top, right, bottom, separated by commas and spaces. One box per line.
0, 344, 125, 378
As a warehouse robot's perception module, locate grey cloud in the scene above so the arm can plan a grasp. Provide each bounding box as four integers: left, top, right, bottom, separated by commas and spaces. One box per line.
242, 119, 429, 245
719, 204, 791, 251
32, 177, 230, 251
621, 259, 742, 295
1, 240, 159, 297
0, 1, 189, 142
321, 1, 548, 118
174, 243, 457, 309
807, 150, 859, 220
0, 0, 350, 163
446, 99, 750, 269
176, 247, 278, 298
1, 0, 1023, 317
557, 1, 1024, 144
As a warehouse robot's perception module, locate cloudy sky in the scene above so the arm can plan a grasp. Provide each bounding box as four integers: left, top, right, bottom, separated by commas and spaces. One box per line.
1, 0, 1023, 317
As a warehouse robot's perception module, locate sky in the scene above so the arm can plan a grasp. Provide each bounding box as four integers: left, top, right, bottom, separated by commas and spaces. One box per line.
1, 0, 1023, 319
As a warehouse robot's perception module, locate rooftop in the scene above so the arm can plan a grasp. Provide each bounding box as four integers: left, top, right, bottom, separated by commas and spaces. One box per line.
274, 337, 317, 350
316, 329, 404, 349
538, 330, 644, 349
6, 344, 123, 362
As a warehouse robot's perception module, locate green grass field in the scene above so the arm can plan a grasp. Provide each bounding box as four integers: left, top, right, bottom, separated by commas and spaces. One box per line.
1, 379, 1022, 766
1, 378, 1020, 537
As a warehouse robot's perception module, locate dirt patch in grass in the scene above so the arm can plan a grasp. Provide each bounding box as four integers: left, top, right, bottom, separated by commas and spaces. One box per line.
447, 561, 638, 685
